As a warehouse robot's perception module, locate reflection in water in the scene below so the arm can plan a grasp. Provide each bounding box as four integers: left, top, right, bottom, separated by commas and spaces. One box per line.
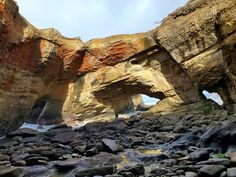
21, 123, 54, 132
116, 154, 129, 169
138, 149, 162, 155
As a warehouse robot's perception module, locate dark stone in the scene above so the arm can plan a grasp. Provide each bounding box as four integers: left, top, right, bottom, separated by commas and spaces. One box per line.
49, 132, 76, 144
25, 156, 49, 166
10, 153, 29, 163
0, 166, 25, 177
21, 136, 44, 144
150, 167, 168, 176
119, 164, 145, 175
118, 171, 135, 177
48, 124, 68, 130
75, 165, 115, 177
70, 140, 87, 154
161, 133, 200, 153
198, 165, 225, 177
140, 153, 169, 163
54, 161, 79, 172
200, 121, 236, 149
45, 127, 73, 137
11, 160, 26, 166
85, 147, 99, 157
185, 171, 197, 177
0, 154, 9, 161
189, 148, 213, 162
102, 139, 118, 153
40, 149, 63, 160
159, 126, 174, 132
196, 158, 231, 167
73, 145, 86, 154
227, 167, 236, 177
7, 128, 39, 138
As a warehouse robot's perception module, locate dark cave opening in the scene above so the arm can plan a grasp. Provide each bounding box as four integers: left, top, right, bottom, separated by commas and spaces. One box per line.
27, 95, 48, 123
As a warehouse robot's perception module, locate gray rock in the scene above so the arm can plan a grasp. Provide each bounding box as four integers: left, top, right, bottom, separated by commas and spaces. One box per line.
10, 153, 29, 163
119, 164, 145, 175
185, 171, 197, 177
11, 160, 26, 166
165, 172, 177, 176
7, 128, 39, 138
25, 156, 49, 166
0, 166, 25, 177
102, 139, 118, 153
196, 158, 231, 166
189, 148, 212, 162
200, 121, 236, 148
0, 154, 9, 161
85, 147, 99, 156
227, 168, 236, 177
176, 169, 185, 175
0, 161, 10, 166
220, 171, 227, 177
46, 127, 73, 137
229, 152, 236, 164
48, 124, 68, 130
54, 160, 79, 172
118, 171, 135, 177
150, 167, 168, 176
75, 165, 115, 177
49, 132, 76, 144
198, 165, 226, 177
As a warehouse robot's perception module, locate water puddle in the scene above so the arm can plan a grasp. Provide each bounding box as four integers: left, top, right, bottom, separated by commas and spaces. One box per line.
116, 154, 129, 169
137, 149, 162, 155
21, 123, 54, 132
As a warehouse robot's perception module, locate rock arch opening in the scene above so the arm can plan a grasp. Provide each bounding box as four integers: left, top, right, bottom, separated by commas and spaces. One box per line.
141, 94, 160, 106
202, 90, 224, 106
132, 94, 162, 112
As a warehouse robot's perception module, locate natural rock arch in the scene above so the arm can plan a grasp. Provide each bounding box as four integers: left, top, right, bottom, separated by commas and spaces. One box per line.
0, 0, 235, 134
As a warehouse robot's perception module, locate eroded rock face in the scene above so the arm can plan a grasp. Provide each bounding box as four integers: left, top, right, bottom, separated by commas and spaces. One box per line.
0, 0, 235, 133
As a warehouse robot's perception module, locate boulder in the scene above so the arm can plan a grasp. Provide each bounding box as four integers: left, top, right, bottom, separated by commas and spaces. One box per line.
198, 165, 225, 177
102, 139, 119, 153
7, 128, 39, 138
0, 166, 25, 177
75, 166, 115, 177
227, 168, 236, 177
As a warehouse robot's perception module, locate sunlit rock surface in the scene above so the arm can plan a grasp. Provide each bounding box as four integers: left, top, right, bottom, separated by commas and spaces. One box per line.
0, 0, 235, 133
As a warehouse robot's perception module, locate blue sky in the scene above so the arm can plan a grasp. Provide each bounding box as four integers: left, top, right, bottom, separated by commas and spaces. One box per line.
15, 0, 223, 105
15, 0, 188, 42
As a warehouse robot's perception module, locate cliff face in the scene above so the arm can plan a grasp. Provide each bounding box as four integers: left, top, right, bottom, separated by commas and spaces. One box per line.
0, 0, 235, 134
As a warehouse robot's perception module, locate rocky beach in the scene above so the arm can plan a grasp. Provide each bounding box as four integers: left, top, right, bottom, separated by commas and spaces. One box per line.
1, 105, 236, 177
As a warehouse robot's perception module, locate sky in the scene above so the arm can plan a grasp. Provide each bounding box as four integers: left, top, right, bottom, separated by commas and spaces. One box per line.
143, 91, 223, 106
15, 0, 188, 42
14, 0, 223, 105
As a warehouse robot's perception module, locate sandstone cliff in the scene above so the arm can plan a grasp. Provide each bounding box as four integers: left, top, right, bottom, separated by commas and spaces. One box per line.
0, 0, 235, 134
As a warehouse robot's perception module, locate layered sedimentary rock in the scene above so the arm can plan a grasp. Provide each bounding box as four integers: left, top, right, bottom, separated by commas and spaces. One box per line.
0, 0, 235, 133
